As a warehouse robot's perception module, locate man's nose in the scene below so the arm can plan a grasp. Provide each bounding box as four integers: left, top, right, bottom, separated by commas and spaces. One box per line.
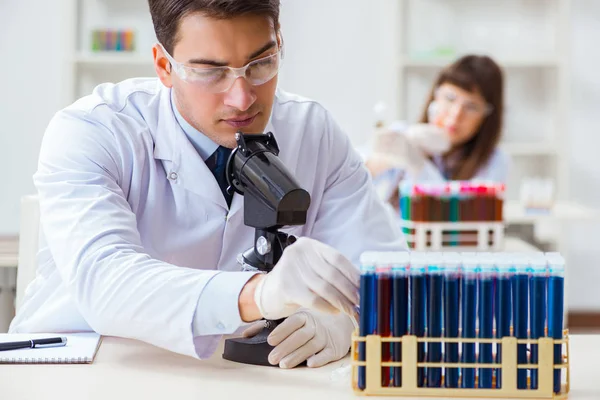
223, 77, 256, 112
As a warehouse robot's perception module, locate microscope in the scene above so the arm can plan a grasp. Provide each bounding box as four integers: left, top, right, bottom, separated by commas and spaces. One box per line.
221, 131, 311, 366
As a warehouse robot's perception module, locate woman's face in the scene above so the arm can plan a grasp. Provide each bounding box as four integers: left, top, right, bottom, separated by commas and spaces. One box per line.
430, 83, 491, 148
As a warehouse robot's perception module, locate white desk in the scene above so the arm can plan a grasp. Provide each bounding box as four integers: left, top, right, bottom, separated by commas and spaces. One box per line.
503, 236, 541, 252
504, 201, 600, 224
1, 335, 599, 400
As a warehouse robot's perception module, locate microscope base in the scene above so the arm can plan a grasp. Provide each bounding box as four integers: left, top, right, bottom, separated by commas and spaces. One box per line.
222, 323, 277, 367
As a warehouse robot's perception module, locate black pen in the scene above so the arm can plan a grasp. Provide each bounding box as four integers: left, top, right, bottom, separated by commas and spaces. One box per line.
0, 337, 67, 351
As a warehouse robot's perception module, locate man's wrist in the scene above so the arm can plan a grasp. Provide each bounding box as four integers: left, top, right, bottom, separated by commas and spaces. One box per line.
238, 274, 264, 322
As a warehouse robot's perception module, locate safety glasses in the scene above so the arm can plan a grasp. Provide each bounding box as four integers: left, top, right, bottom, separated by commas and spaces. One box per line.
434, 87, 493, 118
159, 42, 283, 93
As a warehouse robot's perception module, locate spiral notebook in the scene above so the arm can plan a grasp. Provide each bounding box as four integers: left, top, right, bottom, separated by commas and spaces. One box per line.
0, 332, 102, 364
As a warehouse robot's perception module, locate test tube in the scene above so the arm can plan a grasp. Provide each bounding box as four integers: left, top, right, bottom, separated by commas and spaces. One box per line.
410, 252, 427, 387
546, 253, 565, 394
495, 183, 505, 221
478, 253, 495, 388
358, 252, 378, 391
377, 256, 392, 387
495, 254, 514, 388
529, 253, 548, 390
513, 254, 530, 389
392, 252, 410, 387
460, 252, 478, 389
426, 253, 443, 387
449, 182, 459, 245
400, 182, 410, 231
443, 252, 461, 388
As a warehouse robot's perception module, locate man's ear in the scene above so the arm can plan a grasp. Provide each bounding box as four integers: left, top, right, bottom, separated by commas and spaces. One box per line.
153, 44, 173, 88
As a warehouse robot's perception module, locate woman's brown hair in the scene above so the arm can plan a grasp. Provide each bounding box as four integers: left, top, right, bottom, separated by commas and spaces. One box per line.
419, 55, 504, 180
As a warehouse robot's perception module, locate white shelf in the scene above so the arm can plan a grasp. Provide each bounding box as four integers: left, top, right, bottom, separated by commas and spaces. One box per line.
399, 56, 560, 69
499, 142, 559, 156
504, 200, 600, 224
74, 53, 152, 66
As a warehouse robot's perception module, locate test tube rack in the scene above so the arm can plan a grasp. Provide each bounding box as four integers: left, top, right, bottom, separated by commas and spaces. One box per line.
351, 331, 570, 399
400, 220, 504, 251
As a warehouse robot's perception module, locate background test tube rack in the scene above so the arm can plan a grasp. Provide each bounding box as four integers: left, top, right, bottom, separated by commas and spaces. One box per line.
351, 332, 570, 399
399, 181, 506, 251
400, 221, 505, 251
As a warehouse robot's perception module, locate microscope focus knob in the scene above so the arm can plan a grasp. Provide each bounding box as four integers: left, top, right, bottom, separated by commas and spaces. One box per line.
256, 236, 271, 256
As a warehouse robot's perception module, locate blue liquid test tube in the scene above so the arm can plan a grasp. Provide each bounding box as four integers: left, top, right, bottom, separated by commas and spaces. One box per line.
426, 253, 444, 387
478, 253, 495, 389
392, 252, 409, 387
443, 252, 461, 388
358, 252, 378, 391
410, 252, 427, 387
460, 253, 478, 389
529, 253, 548, 390
377, 258, 393, 387
495, 254, 514, 389
546, 253, 565, 394
513, 254, 530, 390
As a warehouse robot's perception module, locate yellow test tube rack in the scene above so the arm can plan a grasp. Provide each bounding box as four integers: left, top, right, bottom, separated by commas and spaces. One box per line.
351, 331, 570, 399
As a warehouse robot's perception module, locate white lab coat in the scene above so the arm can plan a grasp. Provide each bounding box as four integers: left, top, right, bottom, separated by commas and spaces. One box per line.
10, 78, 406, 359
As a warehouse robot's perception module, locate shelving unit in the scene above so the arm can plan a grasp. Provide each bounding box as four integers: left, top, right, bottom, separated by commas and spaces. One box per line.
400, 56, 562, 69
395, 0, 571, 201
67, 0, 156, 101
73, 53, 152, 66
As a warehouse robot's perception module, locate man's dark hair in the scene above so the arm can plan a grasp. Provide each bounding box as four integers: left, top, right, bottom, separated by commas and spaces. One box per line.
148, 0, 281, 54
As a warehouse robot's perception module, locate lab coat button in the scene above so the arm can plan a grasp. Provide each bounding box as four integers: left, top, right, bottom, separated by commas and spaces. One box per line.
168, 171, 178, 181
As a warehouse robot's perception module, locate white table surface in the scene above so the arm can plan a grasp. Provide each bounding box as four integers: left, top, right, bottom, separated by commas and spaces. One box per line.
504, 200, 600, 224
503, 237, 541, 252
0, 334, 599, 400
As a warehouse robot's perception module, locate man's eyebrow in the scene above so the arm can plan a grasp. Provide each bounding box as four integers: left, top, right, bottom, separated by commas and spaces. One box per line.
248, 40, 276, 60
186, 41, 277, 67
186, 57, 228, 67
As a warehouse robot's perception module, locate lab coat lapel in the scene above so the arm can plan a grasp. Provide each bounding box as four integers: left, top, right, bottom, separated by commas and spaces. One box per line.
153, 85, 228, 211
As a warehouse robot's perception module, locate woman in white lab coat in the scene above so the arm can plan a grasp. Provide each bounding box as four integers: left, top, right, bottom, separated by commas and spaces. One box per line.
366, 55, 509, 209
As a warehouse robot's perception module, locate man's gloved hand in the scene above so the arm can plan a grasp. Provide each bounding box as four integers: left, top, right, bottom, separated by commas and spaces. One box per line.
243, 309, 354, 369
253, 237, 359, 321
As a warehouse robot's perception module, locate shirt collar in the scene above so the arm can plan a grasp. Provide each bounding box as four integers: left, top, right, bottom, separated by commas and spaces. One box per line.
170, 89, 219, 161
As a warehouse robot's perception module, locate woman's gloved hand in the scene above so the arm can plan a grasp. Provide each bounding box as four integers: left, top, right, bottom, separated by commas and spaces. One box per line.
369, 123, 451, 174
243, 309, 354, 369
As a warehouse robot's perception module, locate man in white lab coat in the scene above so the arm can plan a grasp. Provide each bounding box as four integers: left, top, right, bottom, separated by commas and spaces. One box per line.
10, 0, 406, 368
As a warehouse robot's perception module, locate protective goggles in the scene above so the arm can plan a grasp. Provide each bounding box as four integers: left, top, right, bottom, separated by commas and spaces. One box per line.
159, 42, 283, 93
434, 86, 493, 118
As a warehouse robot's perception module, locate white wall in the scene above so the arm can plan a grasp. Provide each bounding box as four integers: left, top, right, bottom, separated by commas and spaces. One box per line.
0, 0, 72, 234
566, 0, 600, 310
278, 0, 399, 145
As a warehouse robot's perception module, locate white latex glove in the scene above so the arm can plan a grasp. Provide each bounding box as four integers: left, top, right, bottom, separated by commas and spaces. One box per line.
261, 309, 354, 369
405, 123, 451, 155
370, 123, 450, 173
253, 237, 359, 321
